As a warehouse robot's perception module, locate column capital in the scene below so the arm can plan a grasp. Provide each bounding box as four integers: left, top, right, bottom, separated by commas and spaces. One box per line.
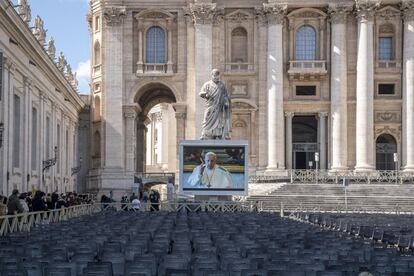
23, 76, 33, 88
402, 0, 414, 21
4, 57, 16, 74
103, 6, 127, 27
318, 111, 329, 118
328, 3, 353, 24
355, 0, 381, 21
123, 104, 141, 118
284, 111, 294, 118
184, 3, 223, 25
257, 3, 287, 25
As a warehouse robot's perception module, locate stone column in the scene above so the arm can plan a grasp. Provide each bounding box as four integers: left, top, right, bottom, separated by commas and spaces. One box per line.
136, 114, 148, 173
285, 112, 294, 170
355, 0, 379, 171
172, 103, 187, 172
264, 3, 287, 171
185, 3, 221, 138
167, 18, 174, 74
329, 3, 352, 171
123, 105, 139, 172
135, 17, 143, 74
318, 112, 328, 169
1, 58, 13, 195
402, 0, 414, 171
102, 7, 126, 169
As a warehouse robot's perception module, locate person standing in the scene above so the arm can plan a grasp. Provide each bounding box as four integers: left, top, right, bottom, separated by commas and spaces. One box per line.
199, 69, 231, 140
7, 189, 24, 215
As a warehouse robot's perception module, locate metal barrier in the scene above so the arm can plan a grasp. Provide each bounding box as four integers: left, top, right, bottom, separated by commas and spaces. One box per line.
249, 170, 414, 184
0, 201, 261, 237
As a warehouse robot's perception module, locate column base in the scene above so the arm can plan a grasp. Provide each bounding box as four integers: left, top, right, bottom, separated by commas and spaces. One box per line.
402, 165, 414, 172
264, 168, 288, 176
329, 166, 349, 172
354, 165, 375, 173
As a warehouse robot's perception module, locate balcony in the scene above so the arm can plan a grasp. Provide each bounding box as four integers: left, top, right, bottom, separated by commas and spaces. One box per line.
376, 60, 401, 72
136, 63, 173, 76
224, 63, 254, 75
287, 60, 327, 81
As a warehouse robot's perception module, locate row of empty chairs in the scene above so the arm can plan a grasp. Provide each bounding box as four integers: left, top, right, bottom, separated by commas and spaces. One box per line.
1, 210, 414, 275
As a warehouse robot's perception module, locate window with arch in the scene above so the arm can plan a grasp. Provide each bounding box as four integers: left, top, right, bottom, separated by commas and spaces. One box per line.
378, 24, 394, 60
295, 25, 317, 60
94, 96, 101, 121
231, 27, 248, 63
94, 41, 101, 65
146, 26, 166, 64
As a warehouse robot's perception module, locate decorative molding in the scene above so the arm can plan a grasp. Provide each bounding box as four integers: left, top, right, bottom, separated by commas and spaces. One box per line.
318, 111, 329, 118
328, 3, 353, 24
355, 0, 381, 21
375, 125, 401, 140
103, 7, 127, 26
86, 13, 93, 33
263, 3, 288, 25
401, 0, 414, 21
225, 10, 253, 23
284, 111, 294, 118
375, 111, 400, 123
184, 3, 224, 25
376, 6, 401, 21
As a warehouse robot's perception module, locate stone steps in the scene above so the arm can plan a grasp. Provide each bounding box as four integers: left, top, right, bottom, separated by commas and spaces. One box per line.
247, 183, 414, 212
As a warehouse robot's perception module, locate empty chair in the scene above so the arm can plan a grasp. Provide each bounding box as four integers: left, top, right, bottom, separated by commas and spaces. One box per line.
101, 252, 125, 276
83, 262, 113, 276
43, 267, 71, 276
47, 262, 76, 276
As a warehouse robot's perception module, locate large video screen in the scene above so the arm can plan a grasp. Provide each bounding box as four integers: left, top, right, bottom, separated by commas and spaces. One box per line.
179, 140, 249, 196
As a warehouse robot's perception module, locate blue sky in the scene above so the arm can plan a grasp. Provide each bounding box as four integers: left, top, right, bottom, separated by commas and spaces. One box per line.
14, 0, 91, 94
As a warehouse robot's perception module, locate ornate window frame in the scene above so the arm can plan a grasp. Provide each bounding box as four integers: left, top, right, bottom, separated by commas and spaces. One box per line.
135, 9, 176, 75
224, 9, 254, 73
375, 6, 402, 71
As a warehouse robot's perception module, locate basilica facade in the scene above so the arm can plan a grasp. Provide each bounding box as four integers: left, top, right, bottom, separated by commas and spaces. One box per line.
87, 0, 414, 192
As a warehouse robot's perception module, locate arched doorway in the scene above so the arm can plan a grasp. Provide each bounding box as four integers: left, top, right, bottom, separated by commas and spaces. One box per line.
292, 116, 318, 169
134, 83, 177, 173
376, 134, 397, 170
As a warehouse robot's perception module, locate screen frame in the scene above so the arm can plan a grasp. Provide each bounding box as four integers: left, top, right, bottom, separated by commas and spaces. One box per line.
179, 140, 249, 196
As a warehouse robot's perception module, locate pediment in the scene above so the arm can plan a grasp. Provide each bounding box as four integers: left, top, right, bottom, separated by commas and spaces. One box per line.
376, 6, 401, 20
225, 9, 254, 22
232, 100, 258, 110
287, 8, 327, 19
135, 9, 175, 20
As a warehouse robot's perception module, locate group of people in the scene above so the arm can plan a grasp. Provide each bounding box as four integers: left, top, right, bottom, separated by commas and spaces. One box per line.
100, 189, 161, 211
0, 189, 94, 216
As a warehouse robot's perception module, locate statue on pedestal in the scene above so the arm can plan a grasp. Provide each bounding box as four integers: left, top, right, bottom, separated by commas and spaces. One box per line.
200, 69, 231, 140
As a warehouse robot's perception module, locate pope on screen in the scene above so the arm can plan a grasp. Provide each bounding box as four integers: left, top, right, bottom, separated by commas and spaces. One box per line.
187, 152, 233, 189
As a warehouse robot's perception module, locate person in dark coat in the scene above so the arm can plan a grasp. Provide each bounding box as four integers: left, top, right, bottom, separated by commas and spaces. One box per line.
7, 189, 24, 215
32, 191, 47, 212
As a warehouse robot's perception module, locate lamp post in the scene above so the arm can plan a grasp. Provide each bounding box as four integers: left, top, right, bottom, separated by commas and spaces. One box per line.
42, 146, 58, 188
315, 152, 319, 185
394, 152, 399, 185
71, 157, 82, 176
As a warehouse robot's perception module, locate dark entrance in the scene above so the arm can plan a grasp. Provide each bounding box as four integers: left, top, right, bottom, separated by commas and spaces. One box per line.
376, 134, 397, 170
292, 116, 318, 169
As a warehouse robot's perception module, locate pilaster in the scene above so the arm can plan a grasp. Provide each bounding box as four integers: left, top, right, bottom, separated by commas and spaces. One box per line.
285, 112, 294, 170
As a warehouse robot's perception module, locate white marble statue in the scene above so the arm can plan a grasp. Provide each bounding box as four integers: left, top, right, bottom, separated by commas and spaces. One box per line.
199, 69, 231, 140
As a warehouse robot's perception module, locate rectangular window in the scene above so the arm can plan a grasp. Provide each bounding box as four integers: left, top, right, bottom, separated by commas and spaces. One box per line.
378, 84, 395, 95
296, 86, 316, 96
95, 16, 100, 32
31, 108, 37, 170
379, 37, 393, 60
57, 124, 60, 173
12, 95, 20, 168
